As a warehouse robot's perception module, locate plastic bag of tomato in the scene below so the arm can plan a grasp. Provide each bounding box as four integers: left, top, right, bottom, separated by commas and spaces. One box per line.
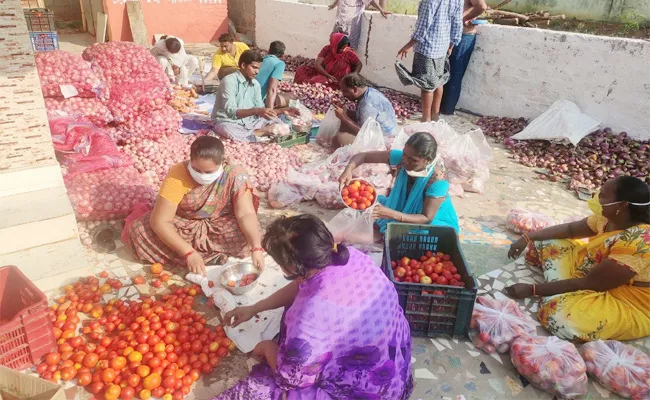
469, 296, 536, 354
581, 340, 650, 399
340, 179, 376, 211
510, 336, 588, 399
389, 251, 465, 287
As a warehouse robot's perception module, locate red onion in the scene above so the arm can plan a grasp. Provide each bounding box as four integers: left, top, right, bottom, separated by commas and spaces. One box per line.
35, 50, 108, 100
120, 105, 182, 141
45, 97, 113, 126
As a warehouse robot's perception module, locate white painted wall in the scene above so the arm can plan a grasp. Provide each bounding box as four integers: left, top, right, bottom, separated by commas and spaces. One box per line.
256, 0, 650, 140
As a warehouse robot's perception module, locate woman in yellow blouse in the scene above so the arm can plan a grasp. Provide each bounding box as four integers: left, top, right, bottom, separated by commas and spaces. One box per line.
506, 176, 650, 341
205, 33, 250, 81
127, 136, 264, 276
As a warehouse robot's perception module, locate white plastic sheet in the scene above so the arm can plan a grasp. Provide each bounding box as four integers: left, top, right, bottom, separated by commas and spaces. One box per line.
512, 100, 600, 146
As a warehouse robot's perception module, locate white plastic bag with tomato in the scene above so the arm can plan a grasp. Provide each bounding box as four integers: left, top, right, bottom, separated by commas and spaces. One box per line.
510, 336, 588, 398
581, 340, 650, 399
469, 296, 536, 354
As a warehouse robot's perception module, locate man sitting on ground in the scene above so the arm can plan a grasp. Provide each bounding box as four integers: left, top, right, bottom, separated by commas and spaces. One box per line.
255, 40, 295, 108
151, 35, 199, 86
332, 73, 397, 148
211, 50, 298, 142
205, 33, 250, 81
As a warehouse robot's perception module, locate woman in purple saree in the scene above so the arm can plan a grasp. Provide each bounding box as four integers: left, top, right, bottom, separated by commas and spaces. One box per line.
217, 214, 413, 400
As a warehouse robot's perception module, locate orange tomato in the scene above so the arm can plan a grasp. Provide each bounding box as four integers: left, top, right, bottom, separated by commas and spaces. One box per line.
136, 365, 151, 378
139, 389, 152, 400
129, 351, 143, 363
111, 356, 127, 370
102, 368, 117, 383
82, 352, 99, 368
45, 352, 61, 365
105, 384, 121, 400
77, 371, 93, 386
142, 373, 162, 390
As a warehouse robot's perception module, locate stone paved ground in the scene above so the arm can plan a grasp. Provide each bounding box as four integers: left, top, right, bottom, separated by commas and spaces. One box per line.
46, 36, 643, 400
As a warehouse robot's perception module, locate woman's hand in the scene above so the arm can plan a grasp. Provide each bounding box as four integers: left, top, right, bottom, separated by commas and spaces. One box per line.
253, 340, 279, 371
398, 42, 414, 59
223, 305, 258, 327
372, 204, 397, 220
380, 10, 392, 18
338, 166, 354, 189
505, 283, 534, 299
187, 252, 206, 276
508, 238, 528, 259
252, 250, 265, 271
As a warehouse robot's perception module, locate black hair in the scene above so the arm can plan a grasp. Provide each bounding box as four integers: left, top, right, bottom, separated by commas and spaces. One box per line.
341, 73, 368, 89
165, 38, 181, 54
337, 36, 350, 52
615, 176, 650, 224
218, 33, 234, 43
189, 136, 224, 164
269, 41, 286, 57
262, 214, 350, 280
238, 50, 263, 68
405, 132, 438, 161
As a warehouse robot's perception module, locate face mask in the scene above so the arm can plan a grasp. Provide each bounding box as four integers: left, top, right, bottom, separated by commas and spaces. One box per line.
587, 190, 650, 216
405, 157, 438, 178
188, 163, 223, 185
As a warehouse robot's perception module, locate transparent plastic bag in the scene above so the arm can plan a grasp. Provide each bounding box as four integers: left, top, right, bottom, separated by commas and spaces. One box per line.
444, 128, 492, 194
469, 296, 536, 354
327, 206, 375, 245
315, 182, 345, 209
581, 340, 650, 399
505, 208, 556, 234
287, 168, 322, 201
45, 97, 113, 126
267, 183, 302, 209
35, 51, 108, 100
289, 99, 313, 124
316, 106, 341, 146
510, 336, 588, 399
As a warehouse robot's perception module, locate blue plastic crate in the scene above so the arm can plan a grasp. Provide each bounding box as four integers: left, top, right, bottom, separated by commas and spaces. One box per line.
29, 32, 59, 52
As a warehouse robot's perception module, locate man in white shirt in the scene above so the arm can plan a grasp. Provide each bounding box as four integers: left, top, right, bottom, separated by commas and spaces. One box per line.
150, 35, 199, 86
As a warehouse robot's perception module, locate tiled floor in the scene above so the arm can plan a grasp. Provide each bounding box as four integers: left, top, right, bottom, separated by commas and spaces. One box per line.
39, 110, 639, 399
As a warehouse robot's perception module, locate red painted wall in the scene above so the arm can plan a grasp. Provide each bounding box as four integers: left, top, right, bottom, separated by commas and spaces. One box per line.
104, 0, 228, 44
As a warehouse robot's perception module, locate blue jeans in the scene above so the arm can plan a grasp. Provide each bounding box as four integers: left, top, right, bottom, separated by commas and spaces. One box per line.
440, 34, 476, 114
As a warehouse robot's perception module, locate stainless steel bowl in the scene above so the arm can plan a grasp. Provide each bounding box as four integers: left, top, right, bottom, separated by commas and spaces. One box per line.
292, 122, 312, 134
219, 262, 261, 295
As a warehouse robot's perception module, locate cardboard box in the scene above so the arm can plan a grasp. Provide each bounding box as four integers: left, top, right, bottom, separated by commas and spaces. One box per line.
0, 366, 64, 400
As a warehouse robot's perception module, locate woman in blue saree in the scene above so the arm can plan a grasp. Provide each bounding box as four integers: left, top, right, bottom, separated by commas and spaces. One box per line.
339, 131, 459, 232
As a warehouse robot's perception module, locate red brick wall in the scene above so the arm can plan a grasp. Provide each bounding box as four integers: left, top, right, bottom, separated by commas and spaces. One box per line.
105, 0, 228, 44
0, 0, 56, 172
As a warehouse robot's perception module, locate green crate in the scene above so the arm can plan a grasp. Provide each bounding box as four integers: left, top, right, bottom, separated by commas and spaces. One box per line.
274, 131, 310, 148
382, 223, 478, 338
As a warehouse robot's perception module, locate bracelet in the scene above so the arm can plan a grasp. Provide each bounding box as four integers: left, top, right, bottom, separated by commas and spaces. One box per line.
532, 284, 536, 296
522, 233, 532, 245
183, 250, 194, 260
251, 247, 265, 253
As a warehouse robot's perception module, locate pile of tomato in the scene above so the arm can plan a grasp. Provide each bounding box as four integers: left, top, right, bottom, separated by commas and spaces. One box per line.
389, 251, 465, 287
37, 274, 235, 400
340, 180, 376, 211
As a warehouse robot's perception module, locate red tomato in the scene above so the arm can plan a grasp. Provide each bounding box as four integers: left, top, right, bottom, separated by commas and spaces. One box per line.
77, 371, 93, 386
89, 382, 105, 394
120, 386, 136, 400
162, 376, 177, 390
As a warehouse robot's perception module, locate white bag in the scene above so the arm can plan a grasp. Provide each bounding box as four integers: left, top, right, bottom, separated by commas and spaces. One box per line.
315, 106, 341, 146
327, 206, 375, 245
288, 99, 313, 124
353, 118, 386, 152
267, 183, 302, 209
512, 100, 600, 146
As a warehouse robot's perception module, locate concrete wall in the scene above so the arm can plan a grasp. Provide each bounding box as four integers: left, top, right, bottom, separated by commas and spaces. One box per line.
105, 0, 228, 43
44, 0, 82, 22
228, 0, 255, 42
485, 0, 650, 23
256, 0, 650, 140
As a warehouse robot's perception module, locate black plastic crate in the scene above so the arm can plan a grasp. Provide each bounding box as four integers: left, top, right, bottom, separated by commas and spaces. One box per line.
382, 223, 478, 338
24, 8, 55, 32
29, 32, 59, 52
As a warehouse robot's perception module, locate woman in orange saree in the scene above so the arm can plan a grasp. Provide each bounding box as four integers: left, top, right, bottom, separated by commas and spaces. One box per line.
125, 136, 264, 275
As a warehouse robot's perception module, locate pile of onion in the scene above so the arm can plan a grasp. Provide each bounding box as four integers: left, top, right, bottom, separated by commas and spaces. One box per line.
107, 82, 172, 122
45, 97, 113, 127
63, 166, 156, 221
478, 116, 650, 188
120, 105, 182, 141
35, 50, 108, 100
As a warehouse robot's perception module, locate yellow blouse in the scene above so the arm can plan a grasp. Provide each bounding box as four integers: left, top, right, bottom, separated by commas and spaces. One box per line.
158, 162, 198, 205
212, 42, 250, 71
586, 214, 650, 282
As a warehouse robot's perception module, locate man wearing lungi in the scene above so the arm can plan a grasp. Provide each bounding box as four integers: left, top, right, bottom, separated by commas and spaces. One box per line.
396, 0, 463, 122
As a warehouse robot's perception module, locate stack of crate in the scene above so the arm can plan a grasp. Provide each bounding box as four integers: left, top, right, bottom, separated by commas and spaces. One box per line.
24, 7, 58, 51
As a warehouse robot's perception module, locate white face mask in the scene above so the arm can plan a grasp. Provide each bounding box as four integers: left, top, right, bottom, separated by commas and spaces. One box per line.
405, 159, 436, 178
188, 163, 223, 185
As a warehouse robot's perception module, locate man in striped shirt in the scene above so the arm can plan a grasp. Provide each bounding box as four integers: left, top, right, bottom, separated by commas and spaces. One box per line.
396, 0, 463, 122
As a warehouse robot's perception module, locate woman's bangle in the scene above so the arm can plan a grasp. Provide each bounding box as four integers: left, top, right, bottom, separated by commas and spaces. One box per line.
532, 284, 537, 296
183, 250, 195, 260
251, 247, 264, 253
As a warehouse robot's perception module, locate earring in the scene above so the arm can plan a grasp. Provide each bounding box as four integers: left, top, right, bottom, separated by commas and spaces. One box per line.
616, 209, 620, 215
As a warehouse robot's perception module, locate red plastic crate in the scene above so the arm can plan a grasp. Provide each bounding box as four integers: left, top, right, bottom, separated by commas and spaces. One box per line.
0, 266, 55, 370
